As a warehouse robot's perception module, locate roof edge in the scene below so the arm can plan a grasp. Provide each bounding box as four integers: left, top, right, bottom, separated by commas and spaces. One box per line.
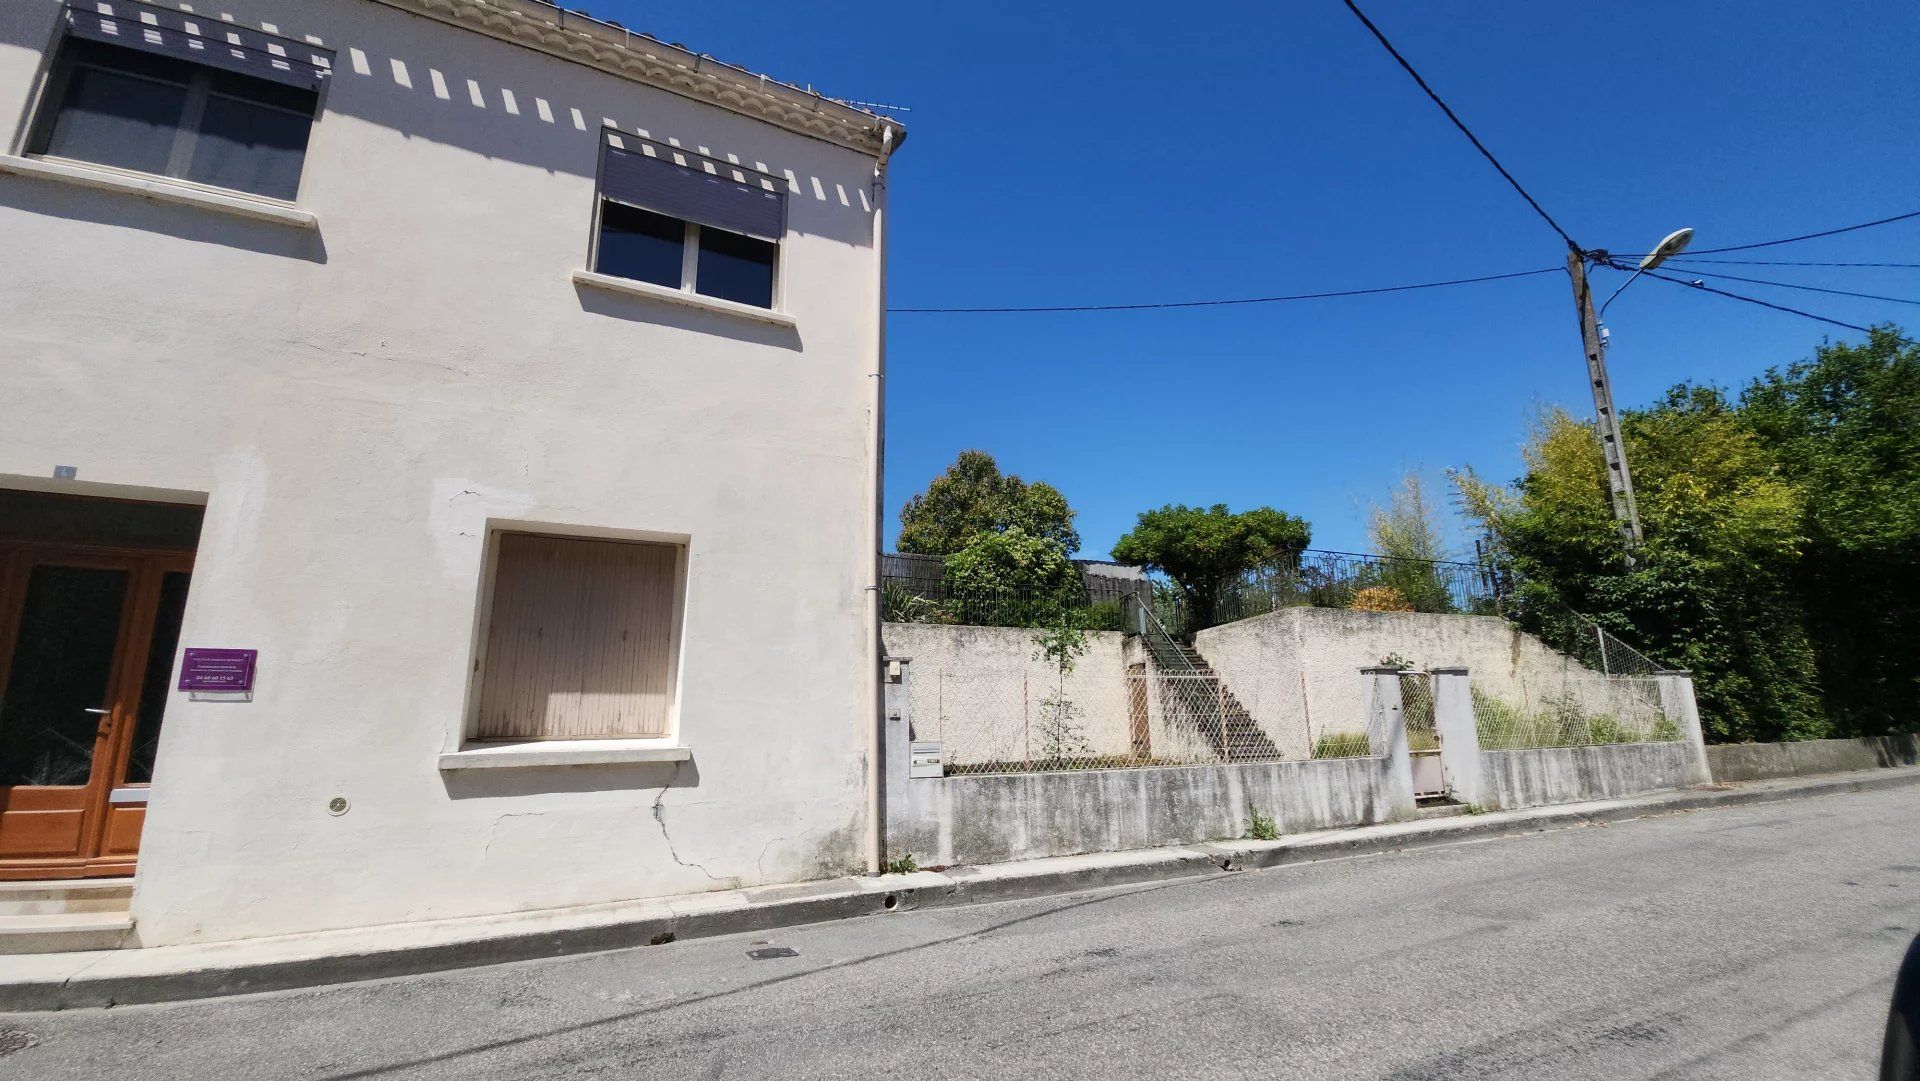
366, 0, 906, 158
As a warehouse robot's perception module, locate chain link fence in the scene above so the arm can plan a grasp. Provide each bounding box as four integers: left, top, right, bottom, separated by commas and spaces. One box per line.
912, 667, 1303, 775
1470, 620, 1681, 750
1307, 671, 1423, 760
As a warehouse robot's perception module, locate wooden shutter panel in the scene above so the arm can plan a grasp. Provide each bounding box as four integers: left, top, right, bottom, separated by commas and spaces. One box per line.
475, 534, 679, 740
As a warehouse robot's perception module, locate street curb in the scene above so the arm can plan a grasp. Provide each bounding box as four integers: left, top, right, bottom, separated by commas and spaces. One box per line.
3, 766, 1916, 1011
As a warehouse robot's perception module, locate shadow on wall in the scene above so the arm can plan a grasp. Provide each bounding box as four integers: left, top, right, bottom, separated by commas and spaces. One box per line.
440, 756, 701, 800
0, 174, 330, 261
32, 1, 876, 243
0, 2, 881, 243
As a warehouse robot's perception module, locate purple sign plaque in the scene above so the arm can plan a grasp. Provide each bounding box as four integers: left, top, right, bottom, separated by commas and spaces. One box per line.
178, 648, 258, 693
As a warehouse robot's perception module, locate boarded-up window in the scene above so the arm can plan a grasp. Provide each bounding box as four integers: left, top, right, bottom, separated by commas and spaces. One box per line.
475, 534, 681, 741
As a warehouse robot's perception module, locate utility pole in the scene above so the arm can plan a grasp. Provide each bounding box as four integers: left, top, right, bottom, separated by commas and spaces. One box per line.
1567, 249, 1644, 563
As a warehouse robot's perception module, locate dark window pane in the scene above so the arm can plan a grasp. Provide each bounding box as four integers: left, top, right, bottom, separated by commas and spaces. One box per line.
596, 202, 685, 288
0, 566, 128, 787
208, 70, 318, 114
695, 227, 776, 308
126, 572, 191, 785
186, 91, 315, 199
41, 63, 189, 176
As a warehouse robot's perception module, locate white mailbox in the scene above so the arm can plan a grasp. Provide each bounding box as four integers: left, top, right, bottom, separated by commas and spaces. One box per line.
908, 741, 944, 779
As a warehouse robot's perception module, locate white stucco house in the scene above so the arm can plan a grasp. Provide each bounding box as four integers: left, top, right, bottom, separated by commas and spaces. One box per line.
0, 0, 902, 950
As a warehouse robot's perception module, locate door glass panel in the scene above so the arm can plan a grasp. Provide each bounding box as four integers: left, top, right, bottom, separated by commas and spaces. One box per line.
0, 566, 128, 786
126, 571, 190, 784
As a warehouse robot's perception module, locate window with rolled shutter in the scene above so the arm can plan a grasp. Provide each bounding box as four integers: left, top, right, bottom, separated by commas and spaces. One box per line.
475, 534, 682, 741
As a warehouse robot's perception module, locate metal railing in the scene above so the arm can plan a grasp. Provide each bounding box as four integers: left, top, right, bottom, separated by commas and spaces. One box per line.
1158, 550, 1499, 635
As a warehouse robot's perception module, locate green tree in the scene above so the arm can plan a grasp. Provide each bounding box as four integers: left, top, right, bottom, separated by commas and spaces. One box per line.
1457, 397, 1820, 742
897, 451, 1079, 556
1364, 472, 1457, 613
1741, 329, 1920, 735
1111, 504, 1311, 631
941, 527, 1083, 627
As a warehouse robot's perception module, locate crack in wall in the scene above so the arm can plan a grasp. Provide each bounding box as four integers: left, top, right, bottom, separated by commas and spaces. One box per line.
652, 763, 737, 886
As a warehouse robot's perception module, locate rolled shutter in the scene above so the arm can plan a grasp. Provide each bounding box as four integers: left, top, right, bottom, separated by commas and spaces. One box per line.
601, 137, 786, 242
63, 0, 334, 92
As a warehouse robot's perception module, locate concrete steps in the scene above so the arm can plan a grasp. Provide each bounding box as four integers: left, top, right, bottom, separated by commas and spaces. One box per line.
1415, 802, 1470, 821
0, 880, 134, 954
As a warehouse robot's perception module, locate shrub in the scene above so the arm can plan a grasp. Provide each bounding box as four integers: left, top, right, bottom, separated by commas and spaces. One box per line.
1351, 586, 1415, 612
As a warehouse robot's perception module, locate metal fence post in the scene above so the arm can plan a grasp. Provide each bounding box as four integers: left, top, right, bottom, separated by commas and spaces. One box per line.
1656, 670, 1713, 784
1362, 666, 1417, 821
1429, 666, 1485, 808
1217, 680, 1229, 762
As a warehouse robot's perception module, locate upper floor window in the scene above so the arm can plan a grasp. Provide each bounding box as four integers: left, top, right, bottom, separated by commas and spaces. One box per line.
29, 2, 332, 202
593, 132, 787, 310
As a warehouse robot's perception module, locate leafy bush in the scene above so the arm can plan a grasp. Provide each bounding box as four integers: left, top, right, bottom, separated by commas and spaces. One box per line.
941, 527, 1084, 628
1351, 585, 1415, 612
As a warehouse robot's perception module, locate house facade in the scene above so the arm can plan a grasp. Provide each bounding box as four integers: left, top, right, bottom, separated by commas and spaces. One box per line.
0, 0, 901, 947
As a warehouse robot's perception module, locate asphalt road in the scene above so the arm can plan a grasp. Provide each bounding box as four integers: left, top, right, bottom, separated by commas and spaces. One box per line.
4, 784, 1917, 1080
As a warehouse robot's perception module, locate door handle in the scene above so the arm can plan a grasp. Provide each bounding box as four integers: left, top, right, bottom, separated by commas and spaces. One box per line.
83, 708, 112, 715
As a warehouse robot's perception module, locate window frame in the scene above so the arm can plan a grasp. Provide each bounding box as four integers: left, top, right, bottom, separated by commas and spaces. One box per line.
24, 27, 324, 204
460, 526, 693, 750
587, 134, 786, 312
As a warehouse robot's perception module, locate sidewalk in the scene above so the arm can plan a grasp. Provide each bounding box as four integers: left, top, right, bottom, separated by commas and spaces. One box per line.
3, 765, 1916, 1011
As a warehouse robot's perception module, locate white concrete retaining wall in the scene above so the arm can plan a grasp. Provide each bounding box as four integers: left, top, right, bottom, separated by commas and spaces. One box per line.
1707, 735, 1920, 783
1195, 607, 1639, 755
886, 757, 1404, 867
882, 624, 1132, 765
1479, 743, 1698, 810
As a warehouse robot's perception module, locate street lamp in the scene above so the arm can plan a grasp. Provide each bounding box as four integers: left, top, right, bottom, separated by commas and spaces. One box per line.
1566, 227, 1693, 565
1601, 228, 1694, 319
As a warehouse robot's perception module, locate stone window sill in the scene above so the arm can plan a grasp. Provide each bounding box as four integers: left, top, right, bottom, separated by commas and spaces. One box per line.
572, 269, 798, 328
438, 739, 692, 770
0, 155, 318, 229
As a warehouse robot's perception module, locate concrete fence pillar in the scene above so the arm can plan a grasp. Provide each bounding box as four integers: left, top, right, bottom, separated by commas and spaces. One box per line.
1361, 667, 1417, 821
881, 656, 912, 857
1430, 666, 1485, 808
1656, 670, 1713, 785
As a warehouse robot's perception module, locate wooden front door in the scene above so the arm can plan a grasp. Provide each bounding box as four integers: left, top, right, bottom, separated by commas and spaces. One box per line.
0, 544, 192, 880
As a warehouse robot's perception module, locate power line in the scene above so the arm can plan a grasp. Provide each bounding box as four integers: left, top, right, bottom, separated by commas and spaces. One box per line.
1659, 268, 1920, 308
1339, 0, 1581, 252
1613, 209, 1920, 259
887, 266, 1562, 314
1669, 258, 1920, 269
1633, 267, 1918, 345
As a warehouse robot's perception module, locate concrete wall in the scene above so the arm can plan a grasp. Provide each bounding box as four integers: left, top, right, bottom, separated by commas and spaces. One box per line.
1707, 736, 1920, 784
1479, 744, 1699, 811
0, 0, 889, 944
1194, 607, 1648, 755
887, 758, 1403, 867
882, 625, 1131, 764
879, 656, 1417, 867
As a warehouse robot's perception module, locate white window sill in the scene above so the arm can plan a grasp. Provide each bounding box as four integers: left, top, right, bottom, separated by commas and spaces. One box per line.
438, 739, 692, 771
0, 155, 318, 230
572, 269, 797, 329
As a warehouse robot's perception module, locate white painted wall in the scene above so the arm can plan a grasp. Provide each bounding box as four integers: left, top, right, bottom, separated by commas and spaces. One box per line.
0, 0, 889, 944
882, 624, 1132, 766
1194, 607, 1643, 754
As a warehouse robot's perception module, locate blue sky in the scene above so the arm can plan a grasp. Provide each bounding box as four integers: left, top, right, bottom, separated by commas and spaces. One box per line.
602, 0, 1919, 557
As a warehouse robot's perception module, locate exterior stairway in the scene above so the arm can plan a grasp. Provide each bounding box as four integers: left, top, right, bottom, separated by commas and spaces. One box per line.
1123, 594, 1285, 761
0, 879, 134, 954
1165, 643, 1286, 760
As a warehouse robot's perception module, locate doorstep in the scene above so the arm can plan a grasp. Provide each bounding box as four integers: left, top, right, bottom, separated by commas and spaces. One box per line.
1, 765, 1916, 1011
